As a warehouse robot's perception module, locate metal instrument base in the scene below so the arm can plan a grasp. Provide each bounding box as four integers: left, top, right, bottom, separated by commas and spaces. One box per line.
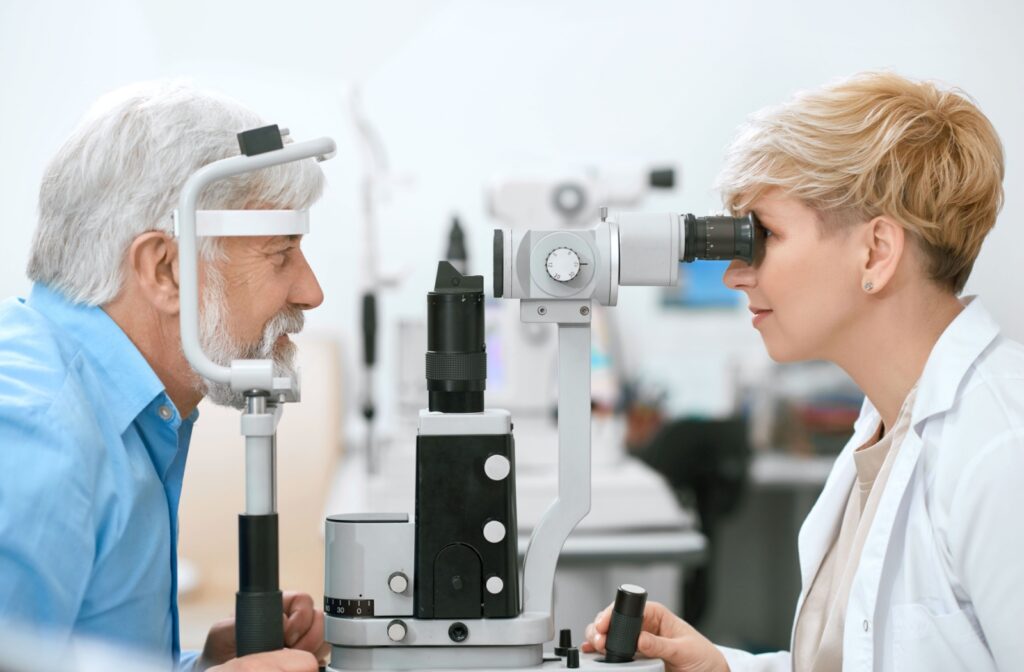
327, 647, 664, 672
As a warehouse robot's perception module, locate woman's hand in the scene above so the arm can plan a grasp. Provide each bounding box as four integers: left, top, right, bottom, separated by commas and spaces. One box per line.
582, 601, 730, 672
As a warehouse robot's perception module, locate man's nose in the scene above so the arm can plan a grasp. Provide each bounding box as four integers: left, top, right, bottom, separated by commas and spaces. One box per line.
290, 250, 324, 310
723, 259, 756, 290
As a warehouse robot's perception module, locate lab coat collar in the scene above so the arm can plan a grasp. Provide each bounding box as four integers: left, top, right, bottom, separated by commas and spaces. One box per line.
854, 296, 1000, 436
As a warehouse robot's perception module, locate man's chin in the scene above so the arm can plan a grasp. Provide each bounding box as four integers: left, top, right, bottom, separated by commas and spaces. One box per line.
202, 380, 247, 410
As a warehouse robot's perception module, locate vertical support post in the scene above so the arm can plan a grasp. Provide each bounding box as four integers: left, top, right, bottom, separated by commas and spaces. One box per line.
236, 391, 284, 655
521, 320, 592, 624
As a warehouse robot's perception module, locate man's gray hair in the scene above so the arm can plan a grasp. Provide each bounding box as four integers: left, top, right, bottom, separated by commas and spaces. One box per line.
27, 80, 325, 305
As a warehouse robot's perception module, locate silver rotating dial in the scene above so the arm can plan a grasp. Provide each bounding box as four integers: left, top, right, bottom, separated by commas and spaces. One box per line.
545, 247, 581, 282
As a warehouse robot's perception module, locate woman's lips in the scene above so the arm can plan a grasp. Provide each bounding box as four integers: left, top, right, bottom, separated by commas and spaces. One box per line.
750, 308, 773, 327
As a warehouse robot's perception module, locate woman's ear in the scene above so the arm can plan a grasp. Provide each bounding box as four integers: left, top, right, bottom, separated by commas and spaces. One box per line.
859, 216, 906, 294
126, 231, 180, 315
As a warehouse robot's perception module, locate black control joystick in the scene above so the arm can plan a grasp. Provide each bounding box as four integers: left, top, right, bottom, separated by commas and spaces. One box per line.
555, 628, 574, 656
603, 584, 648, 663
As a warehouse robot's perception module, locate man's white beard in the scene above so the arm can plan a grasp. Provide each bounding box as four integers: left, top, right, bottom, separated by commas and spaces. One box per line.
195, 268, 304, 409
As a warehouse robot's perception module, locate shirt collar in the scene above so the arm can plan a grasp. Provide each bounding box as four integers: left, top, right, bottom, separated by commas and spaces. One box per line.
27, 283, 168, 433
911, 296, 999, 426
853, 296, 1000, 435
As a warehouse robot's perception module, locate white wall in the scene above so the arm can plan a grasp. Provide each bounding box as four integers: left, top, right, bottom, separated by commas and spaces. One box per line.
2, 0, 1022, 427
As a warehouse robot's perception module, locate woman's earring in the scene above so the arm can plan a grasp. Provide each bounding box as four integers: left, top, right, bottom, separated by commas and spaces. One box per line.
863, 281, 874, 292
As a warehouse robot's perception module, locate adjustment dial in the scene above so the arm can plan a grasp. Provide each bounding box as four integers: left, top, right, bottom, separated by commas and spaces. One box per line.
545, 247, 581, 282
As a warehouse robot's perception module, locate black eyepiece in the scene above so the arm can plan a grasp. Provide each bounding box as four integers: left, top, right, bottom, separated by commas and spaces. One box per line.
682, 213, 764, 265
426, 262, 486, 413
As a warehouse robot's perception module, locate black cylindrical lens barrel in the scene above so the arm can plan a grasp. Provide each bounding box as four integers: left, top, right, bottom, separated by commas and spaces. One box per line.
604, 584, 648, 663
426, 262, 486, 413
682, 213, 763, 265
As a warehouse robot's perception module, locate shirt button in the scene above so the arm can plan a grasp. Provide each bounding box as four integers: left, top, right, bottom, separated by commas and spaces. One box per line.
158, 405, 173, 421
863, 619, 870, 633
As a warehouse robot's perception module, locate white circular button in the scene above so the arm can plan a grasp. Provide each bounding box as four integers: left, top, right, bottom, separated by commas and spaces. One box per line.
157, 405, 173, 421
486, 576, 504, 594
483, 520, 506, 543
388, 572, 409, 594
387, 620, 407, 642
545, 247, 581, 282
484, 455, 511, 481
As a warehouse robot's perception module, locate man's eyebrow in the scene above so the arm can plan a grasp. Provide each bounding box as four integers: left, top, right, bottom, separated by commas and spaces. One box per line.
259, 234, 302, 250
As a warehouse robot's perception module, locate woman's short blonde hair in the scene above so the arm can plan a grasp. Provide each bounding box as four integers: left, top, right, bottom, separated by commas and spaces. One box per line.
715, 71, 1004, 294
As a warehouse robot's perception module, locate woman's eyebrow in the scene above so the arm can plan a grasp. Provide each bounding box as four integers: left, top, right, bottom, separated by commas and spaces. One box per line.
753, 209, 779, 227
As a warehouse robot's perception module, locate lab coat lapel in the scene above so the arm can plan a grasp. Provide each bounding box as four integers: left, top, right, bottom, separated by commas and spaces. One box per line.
843, 297, 1001, 666
790, 405, 878, 633
795, 296, 998, 602
796, 415, 873, 580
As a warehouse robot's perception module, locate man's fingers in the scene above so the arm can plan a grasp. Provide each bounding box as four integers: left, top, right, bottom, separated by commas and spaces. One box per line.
283, 595, 316, 648
316, 638, 331, 664
282, 591, 314, 612
289, 609, 326, 655
273, 649, 318, 672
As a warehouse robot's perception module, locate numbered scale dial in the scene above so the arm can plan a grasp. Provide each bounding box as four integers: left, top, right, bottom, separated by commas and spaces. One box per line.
324, 597, 375, 618
545, 247, 581, 282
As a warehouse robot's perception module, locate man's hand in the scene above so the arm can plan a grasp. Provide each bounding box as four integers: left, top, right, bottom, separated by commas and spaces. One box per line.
197, 591, 330, 670
582, 601, 730, 672
207, 649, 318, 672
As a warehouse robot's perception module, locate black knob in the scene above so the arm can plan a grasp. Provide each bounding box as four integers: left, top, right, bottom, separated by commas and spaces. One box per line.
604, 584, 648, 663
567, 647, 580, 669
555, 627, 573, 656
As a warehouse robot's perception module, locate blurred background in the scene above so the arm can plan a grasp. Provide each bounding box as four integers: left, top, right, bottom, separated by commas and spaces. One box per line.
1, 0, 1021, 659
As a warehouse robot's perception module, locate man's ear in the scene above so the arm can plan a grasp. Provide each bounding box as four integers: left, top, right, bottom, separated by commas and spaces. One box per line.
126, 231, 180, 315
859, 216, 906, 294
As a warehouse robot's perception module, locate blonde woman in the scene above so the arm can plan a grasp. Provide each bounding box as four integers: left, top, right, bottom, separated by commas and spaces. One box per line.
584, 72, 1023, 671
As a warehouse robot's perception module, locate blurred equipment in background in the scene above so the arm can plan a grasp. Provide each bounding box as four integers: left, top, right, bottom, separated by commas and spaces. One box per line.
350, 88, 409, 475
636, 418, 750, 627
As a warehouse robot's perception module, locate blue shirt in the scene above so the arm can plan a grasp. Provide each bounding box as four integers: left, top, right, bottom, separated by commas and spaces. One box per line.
0, 284, 198, 669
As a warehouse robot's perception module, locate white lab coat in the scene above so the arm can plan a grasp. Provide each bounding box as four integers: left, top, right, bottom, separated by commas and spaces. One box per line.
720, 297, 1024, 671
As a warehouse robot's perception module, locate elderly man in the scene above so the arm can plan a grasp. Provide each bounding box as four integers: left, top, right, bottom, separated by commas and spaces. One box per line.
0, 82, 327, 672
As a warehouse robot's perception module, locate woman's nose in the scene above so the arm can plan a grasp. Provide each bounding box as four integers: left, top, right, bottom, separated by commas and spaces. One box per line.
723, 259, 756, 290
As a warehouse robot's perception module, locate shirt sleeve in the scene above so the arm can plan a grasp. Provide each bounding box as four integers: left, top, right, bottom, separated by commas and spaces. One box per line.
177, 649, 201, 671
947, 428, 1024, 670
0, 398, 98, 636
